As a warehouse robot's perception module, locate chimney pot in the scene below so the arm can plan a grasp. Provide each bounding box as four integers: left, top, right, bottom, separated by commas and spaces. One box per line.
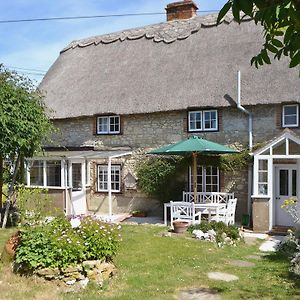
165, 0, 198, 21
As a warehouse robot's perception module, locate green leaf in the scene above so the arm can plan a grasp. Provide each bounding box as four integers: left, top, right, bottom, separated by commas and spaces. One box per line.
261, 49, 271, 64
239, 0, 253, 15
232, 2, 241, 23
272, 39, 284, 48
290, 51, 300, 68
266, 43, 278, 53
217, 2, 232, 24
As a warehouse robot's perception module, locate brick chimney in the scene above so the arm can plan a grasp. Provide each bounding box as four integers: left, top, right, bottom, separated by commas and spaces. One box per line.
166, 0, 198, 21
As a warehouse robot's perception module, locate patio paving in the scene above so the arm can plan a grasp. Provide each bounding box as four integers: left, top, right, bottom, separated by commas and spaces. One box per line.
228, 260, 255, 267
121, 216, 164, 225
178, 287, 220, 300
207, 272, 239, 282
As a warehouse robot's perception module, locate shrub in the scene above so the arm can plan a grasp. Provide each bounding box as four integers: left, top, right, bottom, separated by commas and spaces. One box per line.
15, 216, 121, 271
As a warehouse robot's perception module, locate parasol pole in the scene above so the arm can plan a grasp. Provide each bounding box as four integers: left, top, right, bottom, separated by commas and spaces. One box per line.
192, 152, 197, 202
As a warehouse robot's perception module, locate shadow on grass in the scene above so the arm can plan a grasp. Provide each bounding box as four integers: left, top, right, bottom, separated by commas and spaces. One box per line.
265, 251, 300, 290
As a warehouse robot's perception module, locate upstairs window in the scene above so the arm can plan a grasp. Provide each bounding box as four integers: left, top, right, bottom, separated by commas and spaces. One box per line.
188, 110, 218, 132
97, 116, 120, 134
282, 104, 299, 128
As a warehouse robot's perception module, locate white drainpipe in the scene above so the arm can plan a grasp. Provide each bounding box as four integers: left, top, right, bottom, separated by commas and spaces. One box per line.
237, 71, 253, 217
237, 70, 253, 151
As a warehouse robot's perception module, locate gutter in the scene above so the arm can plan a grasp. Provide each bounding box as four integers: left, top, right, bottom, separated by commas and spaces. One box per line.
237, 70, 253, 151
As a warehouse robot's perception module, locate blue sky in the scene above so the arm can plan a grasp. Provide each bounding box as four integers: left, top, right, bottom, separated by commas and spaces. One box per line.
0, 0, 227, 82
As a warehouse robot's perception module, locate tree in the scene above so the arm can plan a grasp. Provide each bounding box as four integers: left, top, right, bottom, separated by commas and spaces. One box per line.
0, 65, 54, 227
218, 0, 300, 68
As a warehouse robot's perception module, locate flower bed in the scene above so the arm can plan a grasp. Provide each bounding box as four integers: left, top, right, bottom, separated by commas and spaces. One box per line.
13, 215, 121, 287
188, 221, 242, 247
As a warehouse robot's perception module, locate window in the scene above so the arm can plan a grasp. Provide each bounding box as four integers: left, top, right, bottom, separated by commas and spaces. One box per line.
188, 110, 218, 132
97, 165, 121, 192
282, 104, 299, 128
189, 165, 219, 192
258, 160, 268, 195
27, 160, 62, 188
97, 116, 120, 134
46, 161, 61, 187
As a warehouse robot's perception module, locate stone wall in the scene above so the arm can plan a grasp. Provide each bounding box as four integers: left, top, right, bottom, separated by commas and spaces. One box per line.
47, 103, 300, 221
49, 104, 300, 149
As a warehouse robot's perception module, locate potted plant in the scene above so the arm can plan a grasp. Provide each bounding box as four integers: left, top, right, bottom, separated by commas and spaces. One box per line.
172, 220, 189, 234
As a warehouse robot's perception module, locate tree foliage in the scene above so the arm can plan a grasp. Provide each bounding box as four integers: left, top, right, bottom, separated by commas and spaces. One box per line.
0, 64, 54, 227
218, 0, 300, 68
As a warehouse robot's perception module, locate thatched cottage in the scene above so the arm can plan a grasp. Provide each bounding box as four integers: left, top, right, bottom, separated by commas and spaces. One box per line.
28, 1, 300, 231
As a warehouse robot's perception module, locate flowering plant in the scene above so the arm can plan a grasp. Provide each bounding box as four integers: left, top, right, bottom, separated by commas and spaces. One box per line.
15, 215, 122, 271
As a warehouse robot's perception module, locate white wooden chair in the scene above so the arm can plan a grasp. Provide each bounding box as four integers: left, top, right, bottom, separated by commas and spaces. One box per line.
211, 198, 237, 225
170, 201, 201, 228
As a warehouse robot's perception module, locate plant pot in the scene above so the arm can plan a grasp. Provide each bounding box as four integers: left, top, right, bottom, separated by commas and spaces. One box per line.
173, 221, 189, 234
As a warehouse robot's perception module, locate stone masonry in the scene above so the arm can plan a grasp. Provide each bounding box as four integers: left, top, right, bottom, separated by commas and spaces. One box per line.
47, 103, 300, 220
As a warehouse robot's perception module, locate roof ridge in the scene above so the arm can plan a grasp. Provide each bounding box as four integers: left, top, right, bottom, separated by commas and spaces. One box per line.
61, 13, 252, 53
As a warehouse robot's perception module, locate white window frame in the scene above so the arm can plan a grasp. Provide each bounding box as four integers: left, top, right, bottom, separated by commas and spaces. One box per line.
188, 110, 218, 132
282, 104, 299, 128
97, 165, 121, 193
189, 165, 219, 192
26, 159, 64, 189
97, 115, 120, 134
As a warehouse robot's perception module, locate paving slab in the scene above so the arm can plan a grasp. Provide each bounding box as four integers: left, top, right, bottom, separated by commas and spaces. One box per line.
208, 272, 239, 282
245, 255, 263, 260
228, 260, 255, 267
178, 288, 221, 300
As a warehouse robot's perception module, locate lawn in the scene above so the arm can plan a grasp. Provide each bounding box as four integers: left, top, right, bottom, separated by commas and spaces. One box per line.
0, 225, 299, 300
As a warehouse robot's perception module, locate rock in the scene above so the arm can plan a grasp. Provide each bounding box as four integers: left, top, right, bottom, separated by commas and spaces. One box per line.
161, 232, 172, 237
36, 267, 60, 277
79, 277, 89, 289
82, 260, 100, 271
86, 269, 98, 281
65, 279, 76, 285
208, 272, 239, 282
178, 287, 221, 300
95, 273, 104, 287
62, 265, 82, 273
96, 262, 116, 281
193, 230, 205, 240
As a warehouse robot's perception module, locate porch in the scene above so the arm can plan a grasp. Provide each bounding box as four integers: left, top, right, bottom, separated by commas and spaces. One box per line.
252, 130, 300, 231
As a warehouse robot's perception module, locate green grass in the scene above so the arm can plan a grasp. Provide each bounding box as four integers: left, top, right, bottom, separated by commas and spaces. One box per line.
0, 225, 299, 300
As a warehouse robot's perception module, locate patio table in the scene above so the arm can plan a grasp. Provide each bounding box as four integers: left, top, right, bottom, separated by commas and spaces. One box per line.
164, 202, 226, 225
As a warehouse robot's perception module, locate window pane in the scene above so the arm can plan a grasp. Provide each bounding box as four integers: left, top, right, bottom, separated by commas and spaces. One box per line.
284, 115, 297, 125
279, 169, 289, 196
189, 112, 202, 130
98, 117, 108, 133
109, 116, 120, 133
292, 170, 297, 196
72, 163, 82, 190
204, 111, 217, 130
258, 160, 268, 170
258, 184, 268, 195
258, 172, 268, 183
285, 106, 297, 115
46, 161, 61, 187
30, 161, 43, 186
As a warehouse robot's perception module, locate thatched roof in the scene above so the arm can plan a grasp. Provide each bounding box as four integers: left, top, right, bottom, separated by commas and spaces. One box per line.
40, 13, 300, 120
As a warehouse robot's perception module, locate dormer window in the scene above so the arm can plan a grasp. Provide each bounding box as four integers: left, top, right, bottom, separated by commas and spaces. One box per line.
188, 110, 218, 132
282, 104, 299, 128
97, 115, 120, 134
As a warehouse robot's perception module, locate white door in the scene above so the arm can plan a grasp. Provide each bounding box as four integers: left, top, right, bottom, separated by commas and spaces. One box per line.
275, 166, 297, 226
69, 161, 86, 215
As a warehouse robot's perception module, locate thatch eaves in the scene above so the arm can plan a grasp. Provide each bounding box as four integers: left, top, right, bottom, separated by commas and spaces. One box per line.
40, 13, 300, 120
